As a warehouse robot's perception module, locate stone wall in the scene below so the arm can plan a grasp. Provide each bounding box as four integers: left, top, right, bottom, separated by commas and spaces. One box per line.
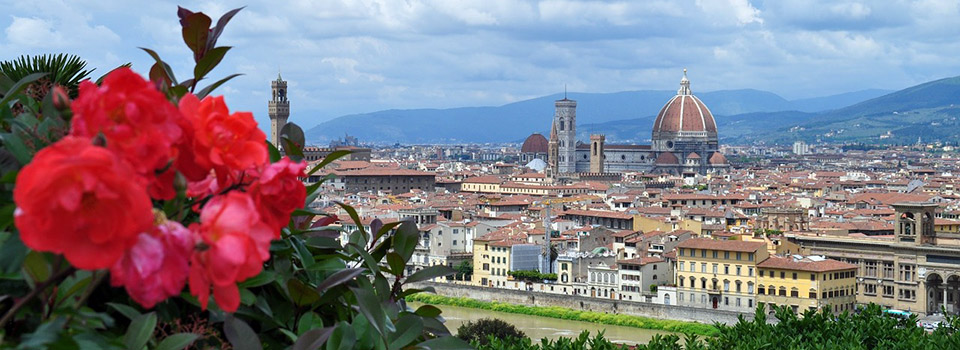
411, 281, 756, 325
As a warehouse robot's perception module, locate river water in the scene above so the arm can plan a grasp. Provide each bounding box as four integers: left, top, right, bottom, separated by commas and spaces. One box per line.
413, 303, 676, 345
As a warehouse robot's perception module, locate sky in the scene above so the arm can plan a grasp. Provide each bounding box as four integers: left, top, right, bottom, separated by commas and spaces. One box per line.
2, 0, 960, 131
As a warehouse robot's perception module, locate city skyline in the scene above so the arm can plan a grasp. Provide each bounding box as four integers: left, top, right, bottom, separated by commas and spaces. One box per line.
2, 0, 959, 131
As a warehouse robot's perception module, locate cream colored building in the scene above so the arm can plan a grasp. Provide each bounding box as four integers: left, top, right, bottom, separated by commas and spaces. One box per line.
676, 238, 768, 312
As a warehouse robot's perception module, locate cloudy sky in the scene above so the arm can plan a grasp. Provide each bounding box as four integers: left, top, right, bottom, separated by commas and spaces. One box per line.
2, 0, 959, 130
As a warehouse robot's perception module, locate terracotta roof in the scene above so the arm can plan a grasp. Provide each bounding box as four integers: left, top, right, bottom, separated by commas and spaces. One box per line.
676, 238, 765, 253
652, 88, 717, 134
334, 168, 434, 177
709, 152, 727, 165
464, 175, 502, 184
687, 152, 701, 159
655, 152, 679, 165
757, 256, 857, 272
560, 209, 633, 220
521, 133, 549, 153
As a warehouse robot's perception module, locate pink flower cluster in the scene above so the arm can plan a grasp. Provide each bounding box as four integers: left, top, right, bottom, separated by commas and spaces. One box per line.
13, 68, 307, 311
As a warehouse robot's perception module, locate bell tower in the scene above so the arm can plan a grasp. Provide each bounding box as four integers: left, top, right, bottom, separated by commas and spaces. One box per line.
268, 73, 290, 147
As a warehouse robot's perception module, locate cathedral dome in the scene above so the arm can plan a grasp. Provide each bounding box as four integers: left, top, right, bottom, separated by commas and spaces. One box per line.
652, 70, 717, 135
521, 133, 549, 153
655, 152, 679, 165
709, 152, 728, 165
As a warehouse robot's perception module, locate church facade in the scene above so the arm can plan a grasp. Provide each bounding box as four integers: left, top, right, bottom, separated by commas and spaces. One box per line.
542, 70, 729, 176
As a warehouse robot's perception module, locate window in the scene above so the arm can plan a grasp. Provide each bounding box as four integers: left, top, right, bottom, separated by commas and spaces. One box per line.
780, 271, 785, 279
748, 253, 754, 261
748, 299, 753, 308
736, 252, 742, 260
747, 282, 754, 294
679, 277, 685, 287
724, 281, 730, 291
792, 273, 797, 280
679, 262, 685, 271
680, 248, 685, 256
811, 273, 816, 281
701, 250, 707, 258
736, 266, 742, 276
701, 263, 707, 273
791, 289, 799, 297
713, 264, 718, 274
736, 298, 741, 307
679, 293, 684, 302
713, 251, 718, 259
453, 240, 458, 246
899, 264, 915, 282
749, 267, 754, 277
724, 265, 729, 274
724, 252, 730, 259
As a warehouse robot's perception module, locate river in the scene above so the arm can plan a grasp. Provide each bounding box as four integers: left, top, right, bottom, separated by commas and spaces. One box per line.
413, 303, 676, 345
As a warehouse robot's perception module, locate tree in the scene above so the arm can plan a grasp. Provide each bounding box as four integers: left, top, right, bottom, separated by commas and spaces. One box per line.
458, 318, 526, 346
456, 260, 473, 281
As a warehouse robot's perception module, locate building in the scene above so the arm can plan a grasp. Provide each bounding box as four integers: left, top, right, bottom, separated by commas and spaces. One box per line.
676, 238, 768, 312
268, 73, 289, 147
759, 208, 809, 232
617, 257, 671, 302
328, 168, 436, 193
757, 255, 858, 315
788, 202, 960, 316
546, 70, 729, 176
519, 133, 549, 164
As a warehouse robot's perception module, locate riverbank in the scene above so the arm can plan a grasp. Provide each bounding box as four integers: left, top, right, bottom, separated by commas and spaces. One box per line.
407, 293, 720, 337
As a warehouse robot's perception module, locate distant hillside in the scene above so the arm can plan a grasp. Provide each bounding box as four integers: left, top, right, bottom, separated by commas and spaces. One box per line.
306, 88, 874, 144
790, 89, 892, 113
768, 77, 960, 144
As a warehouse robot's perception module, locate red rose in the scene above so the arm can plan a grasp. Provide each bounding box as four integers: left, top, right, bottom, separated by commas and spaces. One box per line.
13, 136, 153, 270
183, 95, 267, 187
174, 94, 212, 182
252, 157, 307, 234
69, 68, 183, 199
188, 192, 273, 312
110, 221, 196, 308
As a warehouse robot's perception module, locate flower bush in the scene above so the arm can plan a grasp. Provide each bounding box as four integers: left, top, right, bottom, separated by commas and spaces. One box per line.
0, 6, 466, 349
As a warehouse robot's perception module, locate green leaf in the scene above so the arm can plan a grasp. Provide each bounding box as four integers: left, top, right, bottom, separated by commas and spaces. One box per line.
405, 266, 454, 284
267, 140, 282, 163
393, 221, 419, 263
307, 150, 351, 176
1, 130, 34, 165
196, 73, 242, 98
139, 48, 177, 85
291, 236, 316, 269
224, 315, 263, 350
336, 202, 366, 237
0, 232, 28, 275
315, 268, 363, 293
349, 286, 387, 337
209, 7, 245, 47
122, 312, 157, 350
325, 322, 356, 350
107, 302, 142, 321
388, 315, 423, 350
386, 252, 405, 277
280, 122, 306, 161
16, 317, 66, 350
22, 251, 51, 284
181, 12, 212, 61
238, 270, 276, 288
155, 333, 199, 350
287, 279, 321, 306
193, 46, 231, 81
0, 72, 45, 107
413, 336, 473, 350
292, 327, 334, 350
414, 305, 442, 318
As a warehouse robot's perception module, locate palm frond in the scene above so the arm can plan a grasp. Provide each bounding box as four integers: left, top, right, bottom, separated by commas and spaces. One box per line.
0, 54, 94, 97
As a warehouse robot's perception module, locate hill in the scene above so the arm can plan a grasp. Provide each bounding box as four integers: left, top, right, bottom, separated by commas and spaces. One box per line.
308, 89, 852, 144
767, 77, 960, 144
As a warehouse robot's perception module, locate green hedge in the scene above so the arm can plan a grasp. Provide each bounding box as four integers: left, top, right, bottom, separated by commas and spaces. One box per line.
407, 294, 719, 337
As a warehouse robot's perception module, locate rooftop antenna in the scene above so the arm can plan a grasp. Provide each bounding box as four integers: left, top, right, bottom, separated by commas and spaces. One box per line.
564, 84, 567, 99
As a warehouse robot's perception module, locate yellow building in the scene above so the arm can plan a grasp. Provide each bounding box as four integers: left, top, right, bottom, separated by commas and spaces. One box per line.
471, 235, 519, 288
757, 256, 857, 315
634, 216, 703, 235
676, 238, 768, 312
936, 219, 960, 233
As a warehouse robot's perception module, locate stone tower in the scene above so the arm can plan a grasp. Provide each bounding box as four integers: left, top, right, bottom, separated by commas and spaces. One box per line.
892, 202, 938, 245
268, 73, 290, 147
589, 134, 605, 173
548, 119, 559, 172
554, 96, 577, 174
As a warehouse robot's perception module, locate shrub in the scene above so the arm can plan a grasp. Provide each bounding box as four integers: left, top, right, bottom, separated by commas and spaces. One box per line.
458, 318, 527, 346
